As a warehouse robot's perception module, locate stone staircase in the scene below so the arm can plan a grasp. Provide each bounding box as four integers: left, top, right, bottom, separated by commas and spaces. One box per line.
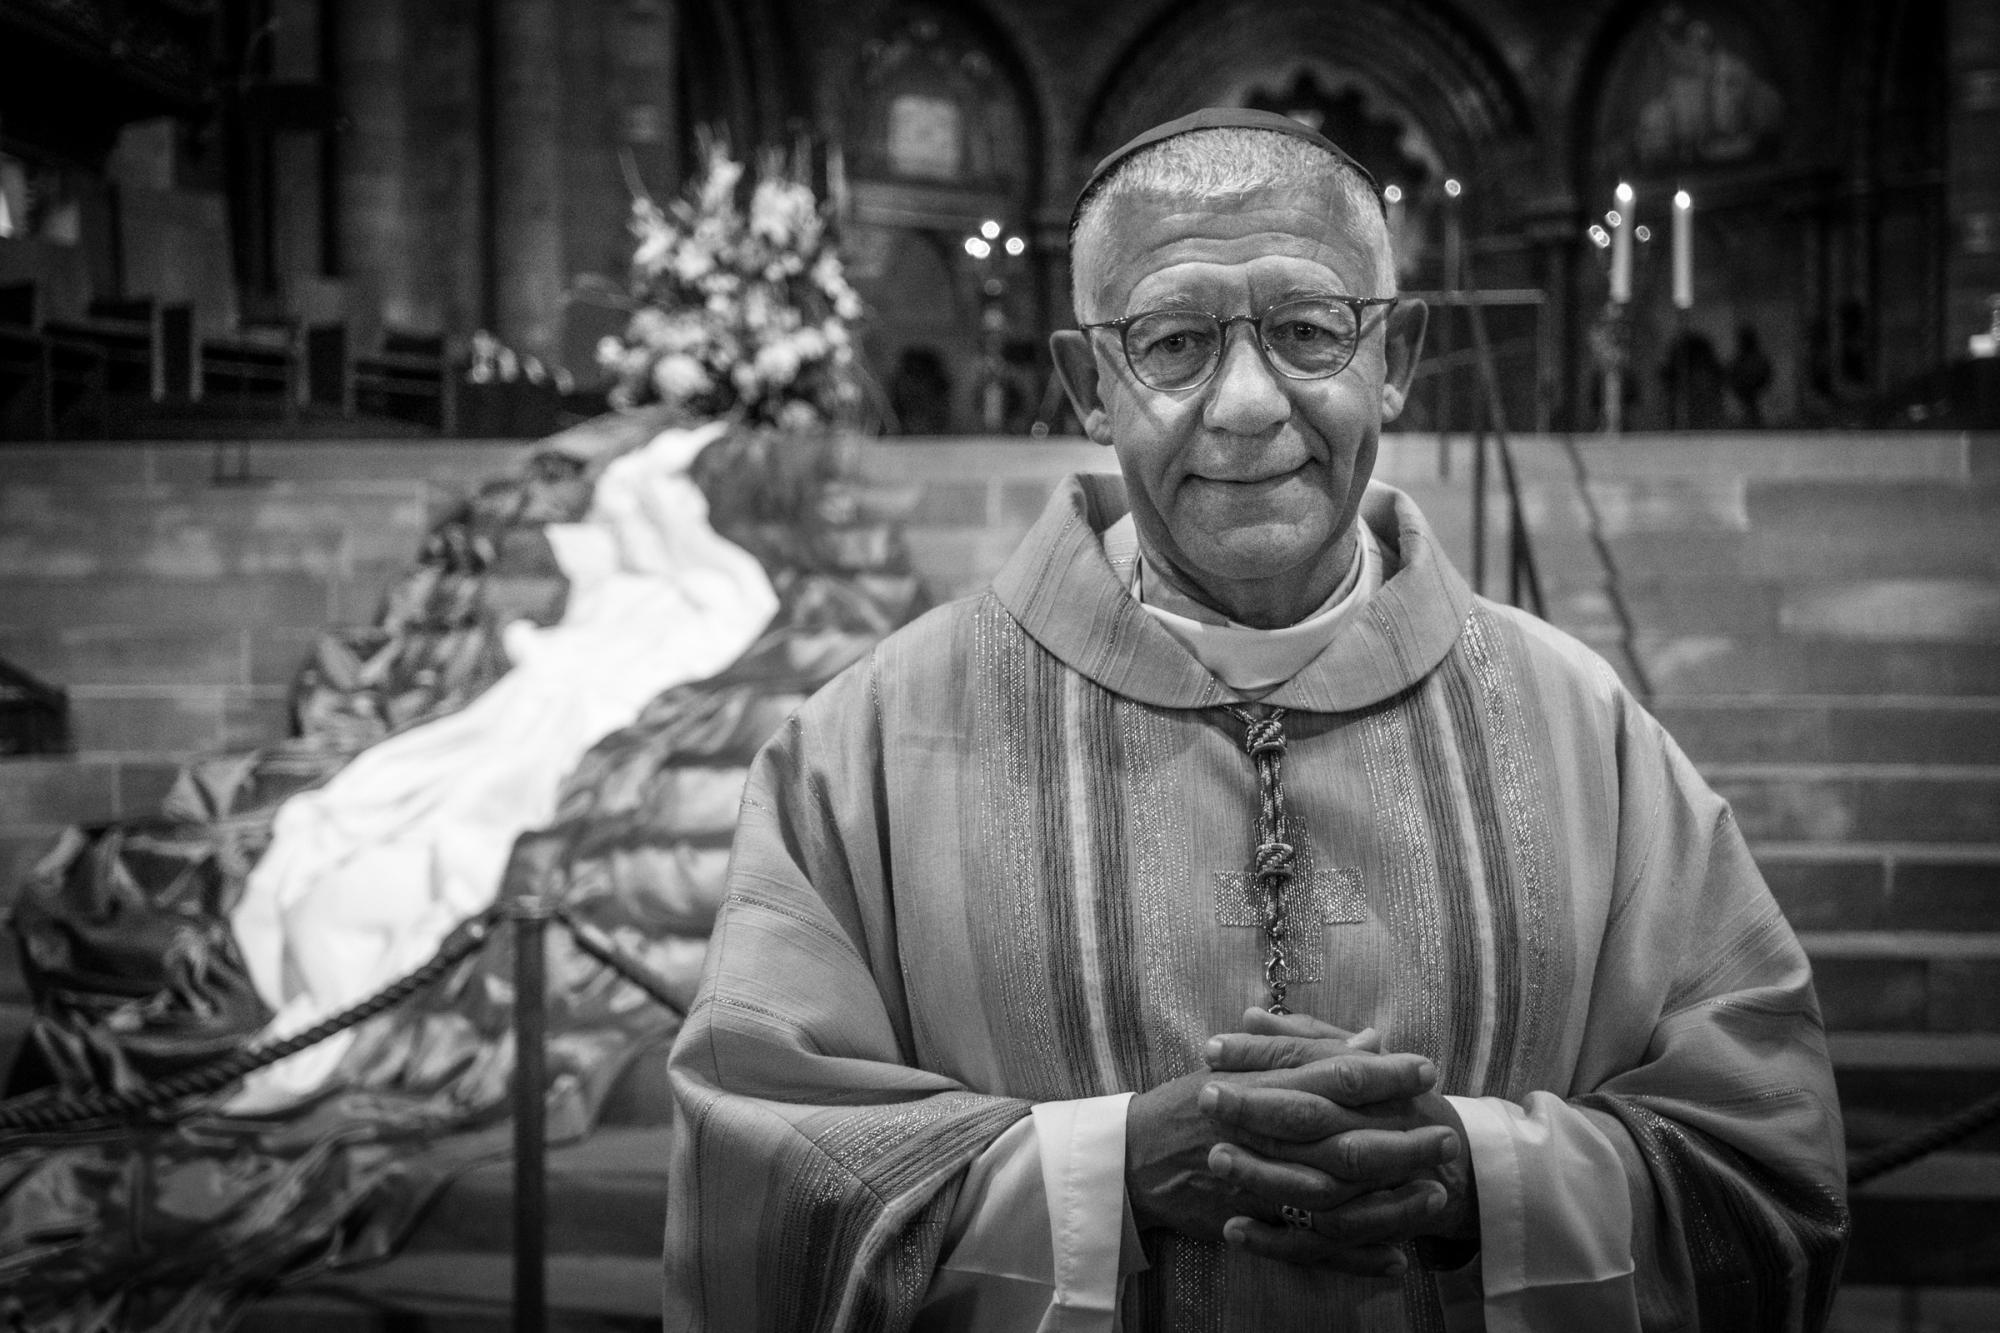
2, 431, 1996, 1326
1524, 431, 2000, 1326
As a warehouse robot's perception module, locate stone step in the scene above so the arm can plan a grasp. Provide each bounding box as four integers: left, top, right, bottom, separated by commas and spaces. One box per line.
1757, 843, 2000, 934
1562, 431, 1982, 484
1829, 1286, 2000, 1333
0, 440, 533, 489
1800, 932, 2000, 1033
1707, 763, 2000, 844
0, 482, 438, 583
1639, 637, 2000, 697
1846, 1153, 2000, 1287
0, 623, 323, 692
238, 1254, 657, 1331
1832, 1033, 2000, 1156
1661, 698, 2000, 766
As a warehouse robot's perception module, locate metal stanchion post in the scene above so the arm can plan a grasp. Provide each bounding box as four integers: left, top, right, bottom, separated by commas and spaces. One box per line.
1470, 422, 1488, 597
513, 898, 548, 1333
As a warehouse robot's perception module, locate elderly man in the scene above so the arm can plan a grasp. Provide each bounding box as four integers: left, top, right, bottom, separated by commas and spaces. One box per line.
665, 108, 1847, 1331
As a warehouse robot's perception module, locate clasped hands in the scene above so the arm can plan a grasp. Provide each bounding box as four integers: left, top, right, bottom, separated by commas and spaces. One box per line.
1124, 1008, 1476, 1277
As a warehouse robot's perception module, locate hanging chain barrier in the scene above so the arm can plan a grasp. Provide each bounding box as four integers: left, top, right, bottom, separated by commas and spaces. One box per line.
0, 890, 691, 1333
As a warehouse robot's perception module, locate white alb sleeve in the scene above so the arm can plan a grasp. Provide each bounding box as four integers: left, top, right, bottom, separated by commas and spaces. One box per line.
1447, 1092, 1643, 1333
918, 1092, 1140, 1332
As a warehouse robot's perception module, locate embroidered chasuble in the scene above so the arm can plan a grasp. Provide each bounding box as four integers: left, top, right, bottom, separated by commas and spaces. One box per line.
665, 474, 1848, 1331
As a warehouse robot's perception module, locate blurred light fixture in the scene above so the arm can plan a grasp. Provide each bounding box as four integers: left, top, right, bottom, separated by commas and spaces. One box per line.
1004, 235, 1026, 256
979, 219, 1002, 240
1383, 183, 1404, 204
1616, 181, 1634, 204
1635, 225, 1652, 242
964, 236, 992, 258
1443, 178, 1463, 198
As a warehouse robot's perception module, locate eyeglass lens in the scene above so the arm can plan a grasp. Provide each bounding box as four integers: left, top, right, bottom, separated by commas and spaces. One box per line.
1123, 298, 1364, 390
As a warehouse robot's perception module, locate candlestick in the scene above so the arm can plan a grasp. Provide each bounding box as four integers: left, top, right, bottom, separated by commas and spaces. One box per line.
1672, 189, 1693, 309
1610, 182, 1634, 304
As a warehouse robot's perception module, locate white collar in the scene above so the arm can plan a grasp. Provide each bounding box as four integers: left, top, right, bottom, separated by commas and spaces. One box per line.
1101, 517, 1384, 698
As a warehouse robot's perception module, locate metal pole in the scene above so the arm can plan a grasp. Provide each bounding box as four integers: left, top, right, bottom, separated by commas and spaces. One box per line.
513, 901, 548, 1333
1470, 421, 1488, 598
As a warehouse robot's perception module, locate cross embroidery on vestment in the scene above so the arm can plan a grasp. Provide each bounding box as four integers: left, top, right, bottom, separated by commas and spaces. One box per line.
1214, 825, 1367, 985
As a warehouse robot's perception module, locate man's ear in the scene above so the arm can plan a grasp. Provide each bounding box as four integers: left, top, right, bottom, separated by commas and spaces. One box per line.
1050, 329, 1113, 446
1379, 299, 1429, 424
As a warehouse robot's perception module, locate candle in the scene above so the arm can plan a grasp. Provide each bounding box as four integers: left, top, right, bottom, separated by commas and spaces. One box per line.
1610, 182, 1634, 304
1672, 189, 1693, 309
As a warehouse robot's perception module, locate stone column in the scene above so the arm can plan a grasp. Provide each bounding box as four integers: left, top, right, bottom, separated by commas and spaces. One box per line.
335, 0, 416, 339
1947, 0, 2000, 351
491, 0, 568, 355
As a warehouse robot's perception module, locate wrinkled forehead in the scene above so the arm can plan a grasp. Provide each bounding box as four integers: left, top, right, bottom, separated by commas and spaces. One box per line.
1074, 181, 1385, 318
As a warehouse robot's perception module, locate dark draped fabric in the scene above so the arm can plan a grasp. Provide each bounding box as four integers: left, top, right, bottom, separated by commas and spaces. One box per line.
0, 416, 922, 1331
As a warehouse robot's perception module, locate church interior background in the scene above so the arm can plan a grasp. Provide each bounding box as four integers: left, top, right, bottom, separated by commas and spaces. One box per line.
1, 0, 1998, 1328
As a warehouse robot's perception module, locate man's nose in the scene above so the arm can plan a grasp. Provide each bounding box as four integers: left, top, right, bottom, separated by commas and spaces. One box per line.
1202, 322, 1289, 434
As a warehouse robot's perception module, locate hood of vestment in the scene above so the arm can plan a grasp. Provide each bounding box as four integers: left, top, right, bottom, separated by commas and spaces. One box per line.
990, 472, 1476, 713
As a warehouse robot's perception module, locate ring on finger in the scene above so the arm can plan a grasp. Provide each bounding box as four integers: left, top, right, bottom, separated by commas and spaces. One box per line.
1279, 1204, 1315, 1231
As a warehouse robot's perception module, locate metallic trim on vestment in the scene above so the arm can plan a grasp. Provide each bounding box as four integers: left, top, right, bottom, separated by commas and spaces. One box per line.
1462, 610, 1567, 1096
970, 597, 1066, 1094
1122, 698, 1208, 1085
1214, 819, 1367, 984
1359, 703, 1450, 1069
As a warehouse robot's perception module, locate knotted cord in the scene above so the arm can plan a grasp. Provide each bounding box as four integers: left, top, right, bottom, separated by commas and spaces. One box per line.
1228, 703, 1297, 1013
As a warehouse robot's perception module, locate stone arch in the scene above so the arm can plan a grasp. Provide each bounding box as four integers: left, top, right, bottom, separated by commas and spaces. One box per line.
824, 1, 1057, 431
1077, 0, 1534, 191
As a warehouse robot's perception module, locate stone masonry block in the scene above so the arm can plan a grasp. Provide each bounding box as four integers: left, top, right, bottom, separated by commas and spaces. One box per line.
1758, 857, 1889, 930
908, 481, 991, 529
1893, 861, 2000, 932
1928, 958, 2000, 1031
67, 691, 228, 757
0, 575, 335, 632
0, 760, 118, 826
1810, 956, 1928, 1030
0, 625, 248, 689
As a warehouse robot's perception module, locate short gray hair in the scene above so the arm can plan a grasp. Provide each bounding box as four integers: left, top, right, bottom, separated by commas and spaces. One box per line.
1069, 127, 1393, 319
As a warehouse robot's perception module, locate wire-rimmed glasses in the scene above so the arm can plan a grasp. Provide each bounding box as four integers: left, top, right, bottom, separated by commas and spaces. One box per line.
1080, 295, 1399, 392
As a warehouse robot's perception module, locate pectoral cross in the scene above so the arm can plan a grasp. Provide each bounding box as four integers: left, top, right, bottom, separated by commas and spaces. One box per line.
1214, 825, 1366, 985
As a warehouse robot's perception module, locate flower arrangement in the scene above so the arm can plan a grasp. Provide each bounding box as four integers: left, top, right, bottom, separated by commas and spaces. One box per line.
597, 135, 865, 431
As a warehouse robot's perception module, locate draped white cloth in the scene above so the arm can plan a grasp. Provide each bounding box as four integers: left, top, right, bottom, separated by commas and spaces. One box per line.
228, 422, 776, 1111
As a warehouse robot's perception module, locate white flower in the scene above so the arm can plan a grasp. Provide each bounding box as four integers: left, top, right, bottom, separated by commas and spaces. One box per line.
653, 353, 711, 400
730, 362, 763, 398
749, 180, 794, 247
790, 326, 828, 361
779, 400, 820, 432
834, 290, 863, 321
753, 339, 802, 387
596, 335, 626, 368
698, 155, 745, 214
672, 241, 715, 283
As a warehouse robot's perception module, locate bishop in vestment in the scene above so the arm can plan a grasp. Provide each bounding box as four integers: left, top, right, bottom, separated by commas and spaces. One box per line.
665, 109, 1848, 1331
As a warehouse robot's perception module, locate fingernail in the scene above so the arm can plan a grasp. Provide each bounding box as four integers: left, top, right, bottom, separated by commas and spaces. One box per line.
1386, 1256, 1409, 1277
1415, 1058, 1437, 1084
1203, 1037, 1224, 1063
1425, 1185, 1447, 1214
1352, 1026, 1378, 1046
1223, 1218, 1249, 1247
1208, 1143, 1234, 1174
1199, 1083, 1220, 1114
1439, 1133, 1461, 1162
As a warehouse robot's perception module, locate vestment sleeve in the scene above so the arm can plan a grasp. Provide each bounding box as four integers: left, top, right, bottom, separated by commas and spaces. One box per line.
1452, 697, 1849, 1332
663, 662, 1032, 1331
